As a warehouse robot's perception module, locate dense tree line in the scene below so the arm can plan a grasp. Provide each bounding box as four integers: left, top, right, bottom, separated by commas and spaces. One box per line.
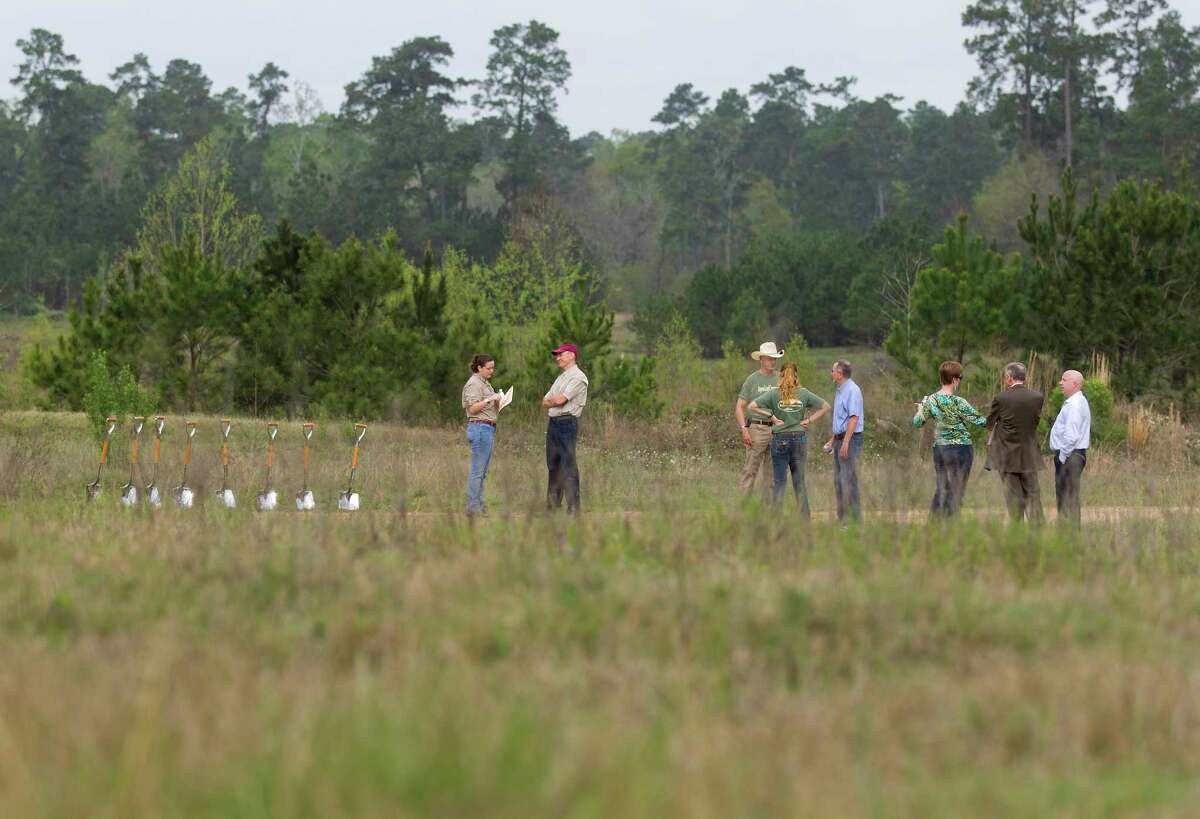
7, 3, 1200, 413
4, 3, 1200, 317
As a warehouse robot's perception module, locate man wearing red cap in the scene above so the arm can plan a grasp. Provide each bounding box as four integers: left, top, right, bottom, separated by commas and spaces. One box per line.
542, 343, 589, 513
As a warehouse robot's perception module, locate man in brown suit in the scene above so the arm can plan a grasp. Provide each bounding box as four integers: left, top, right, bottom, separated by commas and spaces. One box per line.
986, 362, 1045, 523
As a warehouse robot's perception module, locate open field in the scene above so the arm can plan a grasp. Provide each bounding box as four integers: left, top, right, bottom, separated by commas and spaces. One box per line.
3, 409, 1200, 817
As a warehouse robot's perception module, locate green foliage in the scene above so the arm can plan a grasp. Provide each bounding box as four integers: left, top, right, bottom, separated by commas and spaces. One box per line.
1019, 168, 1200, 405
888, 214, 1023, 376
594, 355, 663, 420
630, 294, 680, 353
653, 313, 705, 406
80, 350, 157, 441
541, 297, 613, 372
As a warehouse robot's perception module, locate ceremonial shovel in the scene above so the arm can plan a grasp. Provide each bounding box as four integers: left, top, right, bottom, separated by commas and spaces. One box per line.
174, 421, 197, 508
338, 423, 367, 511
86, 416, 118, 501
296, 422, 316, 510
145, 416, 166, 507
215, 419, 236, 508
256, 422, 279, 511
120, 416, 145, 506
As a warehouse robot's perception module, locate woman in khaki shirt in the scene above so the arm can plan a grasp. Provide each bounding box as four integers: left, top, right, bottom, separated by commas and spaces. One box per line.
462, 354, 502, 515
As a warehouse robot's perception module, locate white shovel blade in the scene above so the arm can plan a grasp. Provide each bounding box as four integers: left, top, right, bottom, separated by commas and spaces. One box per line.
120, 486, 138, 507
147, 486, 162, 507
338, 492, 360, 511
217, 488, 237, 509
176, 487, 195, 508
87, 484, 102, 500
296, 491, 315, 511
256, 490, 278, 511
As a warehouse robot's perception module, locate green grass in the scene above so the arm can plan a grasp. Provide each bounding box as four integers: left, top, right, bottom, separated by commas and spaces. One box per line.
0, 313, 66, 411
4, 316, 1200, 816
3, 410, 1200, 817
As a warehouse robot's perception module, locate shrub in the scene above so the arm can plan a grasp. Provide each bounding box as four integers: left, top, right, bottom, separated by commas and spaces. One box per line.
81, 351, 158, 441
595, 355, 663, 420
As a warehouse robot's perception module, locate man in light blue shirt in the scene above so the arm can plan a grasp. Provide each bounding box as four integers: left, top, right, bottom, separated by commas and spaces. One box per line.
1049, 369, 1091, 526
825, 359, 865, 521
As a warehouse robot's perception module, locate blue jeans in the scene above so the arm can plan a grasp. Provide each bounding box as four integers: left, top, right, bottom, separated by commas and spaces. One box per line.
770, 433, 810, 517
931, 444, 973, 517
833, 433, 863, 521
466, 422, 495, 514
546, 416, 580, 513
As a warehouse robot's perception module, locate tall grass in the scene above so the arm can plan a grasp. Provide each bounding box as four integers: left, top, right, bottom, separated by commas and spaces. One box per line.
3, 350, 1200, 816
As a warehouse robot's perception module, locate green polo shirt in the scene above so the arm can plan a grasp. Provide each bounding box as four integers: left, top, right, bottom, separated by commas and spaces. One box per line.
739, 371, 780, 404
750, 387, 827, 435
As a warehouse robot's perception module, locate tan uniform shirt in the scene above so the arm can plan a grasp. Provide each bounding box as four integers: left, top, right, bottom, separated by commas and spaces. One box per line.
545, 365, 588, 418
462, 373, 498, 422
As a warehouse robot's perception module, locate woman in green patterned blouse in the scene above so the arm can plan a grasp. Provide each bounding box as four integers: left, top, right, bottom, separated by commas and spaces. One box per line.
912, 361, 987, 517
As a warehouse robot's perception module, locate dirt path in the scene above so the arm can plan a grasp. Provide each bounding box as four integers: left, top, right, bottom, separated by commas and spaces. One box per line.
259, 505, 1196, 524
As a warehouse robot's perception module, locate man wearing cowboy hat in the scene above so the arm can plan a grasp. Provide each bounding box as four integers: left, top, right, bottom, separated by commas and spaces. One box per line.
736, 341, 785, 494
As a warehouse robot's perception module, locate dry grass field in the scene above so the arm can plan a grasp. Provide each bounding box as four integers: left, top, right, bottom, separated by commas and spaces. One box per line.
2, 403, 1200, 817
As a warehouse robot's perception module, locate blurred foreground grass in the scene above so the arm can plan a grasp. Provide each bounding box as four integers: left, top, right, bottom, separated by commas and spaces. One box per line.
3, 412, 1200, 817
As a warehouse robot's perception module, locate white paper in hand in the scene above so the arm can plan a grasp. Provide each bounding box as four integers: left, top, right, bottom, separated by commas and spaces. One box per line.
498, 386, 514, 412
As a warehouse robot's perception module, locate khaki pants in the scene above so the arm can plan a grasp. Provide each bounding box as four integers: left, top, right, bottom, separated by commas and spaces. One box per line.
739, 424, 773, 494
1001, 471, 1044, 524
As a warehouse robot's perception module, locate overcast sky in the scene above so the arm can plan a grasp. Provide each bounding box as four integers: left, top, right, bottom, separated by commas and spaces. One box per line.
4, 0, 1200, 135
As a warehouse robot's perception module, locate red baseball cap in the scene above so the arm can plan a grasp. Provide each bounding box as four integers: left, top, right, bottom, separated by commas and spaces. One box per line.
551, 343, 578, 356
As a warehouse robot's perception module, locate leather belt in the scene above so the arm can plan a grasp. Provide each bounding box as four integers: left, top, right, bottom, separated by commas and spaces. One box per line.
468, 419, 496, 427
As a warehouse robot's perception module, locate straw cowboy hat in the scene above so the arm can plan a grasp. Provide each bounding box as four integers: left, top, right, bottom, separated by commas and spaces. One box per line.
750, 341, 785, 361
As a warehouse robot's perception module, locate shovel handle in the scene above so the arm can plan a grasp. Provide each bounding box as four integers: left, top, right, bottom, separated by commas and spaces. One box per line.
266, 442, 274, 468
221, 443, 229, 467
351, 446, 360, 469
130, 437, 140, 466
303, 444, 310, 473
182, 421, 196, 465
99, 438, 110, 466
153, 438, 161, 464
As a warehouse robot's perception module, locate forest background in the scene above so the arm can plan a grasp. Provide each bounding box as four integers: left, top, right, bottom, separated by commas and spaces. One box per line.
5, 0, 1200, 420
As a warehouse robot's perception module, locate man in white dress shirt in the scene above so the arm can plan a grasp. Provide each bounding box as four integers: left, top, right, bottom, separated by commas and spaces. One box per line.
1049, 370, 1091, 526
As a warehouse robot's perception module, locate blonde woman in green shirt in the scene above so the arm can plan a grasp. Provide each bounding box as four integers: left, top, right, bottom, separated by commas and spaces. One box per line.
748, 363, 829, 516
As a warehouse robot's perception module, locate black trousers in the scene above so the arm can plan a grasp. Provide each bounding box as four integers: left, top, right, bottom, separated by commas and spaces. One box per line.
546, 416, 580, 513
1054, 449, 1087, 526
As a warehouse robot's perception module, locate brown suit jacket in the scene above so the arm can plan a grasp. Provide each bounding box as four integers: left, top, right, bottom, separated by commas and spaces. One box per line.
985, 384, 1044, 474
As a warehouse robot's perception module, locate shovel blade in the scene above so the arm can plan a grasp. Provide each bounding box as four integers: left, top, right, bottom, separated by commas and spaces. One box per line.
147, 485, 163, 508
86, 483, 102, 501
338, 491, 360, 511
216, 488, 237, 509
175, 487, 195, 508
256, 489, 278, 511
296, 490, 315, 511
120, 485, 138, 507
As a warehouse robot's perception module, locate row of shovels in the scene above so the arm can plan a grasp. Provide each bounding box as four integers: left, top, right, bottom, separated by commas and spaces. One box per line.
87, 417, 368, 511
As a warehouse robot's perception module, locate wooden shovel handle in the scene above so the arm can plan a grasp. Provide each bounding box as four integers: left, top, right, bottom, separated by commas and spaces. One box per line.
99, 439, 110, 466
